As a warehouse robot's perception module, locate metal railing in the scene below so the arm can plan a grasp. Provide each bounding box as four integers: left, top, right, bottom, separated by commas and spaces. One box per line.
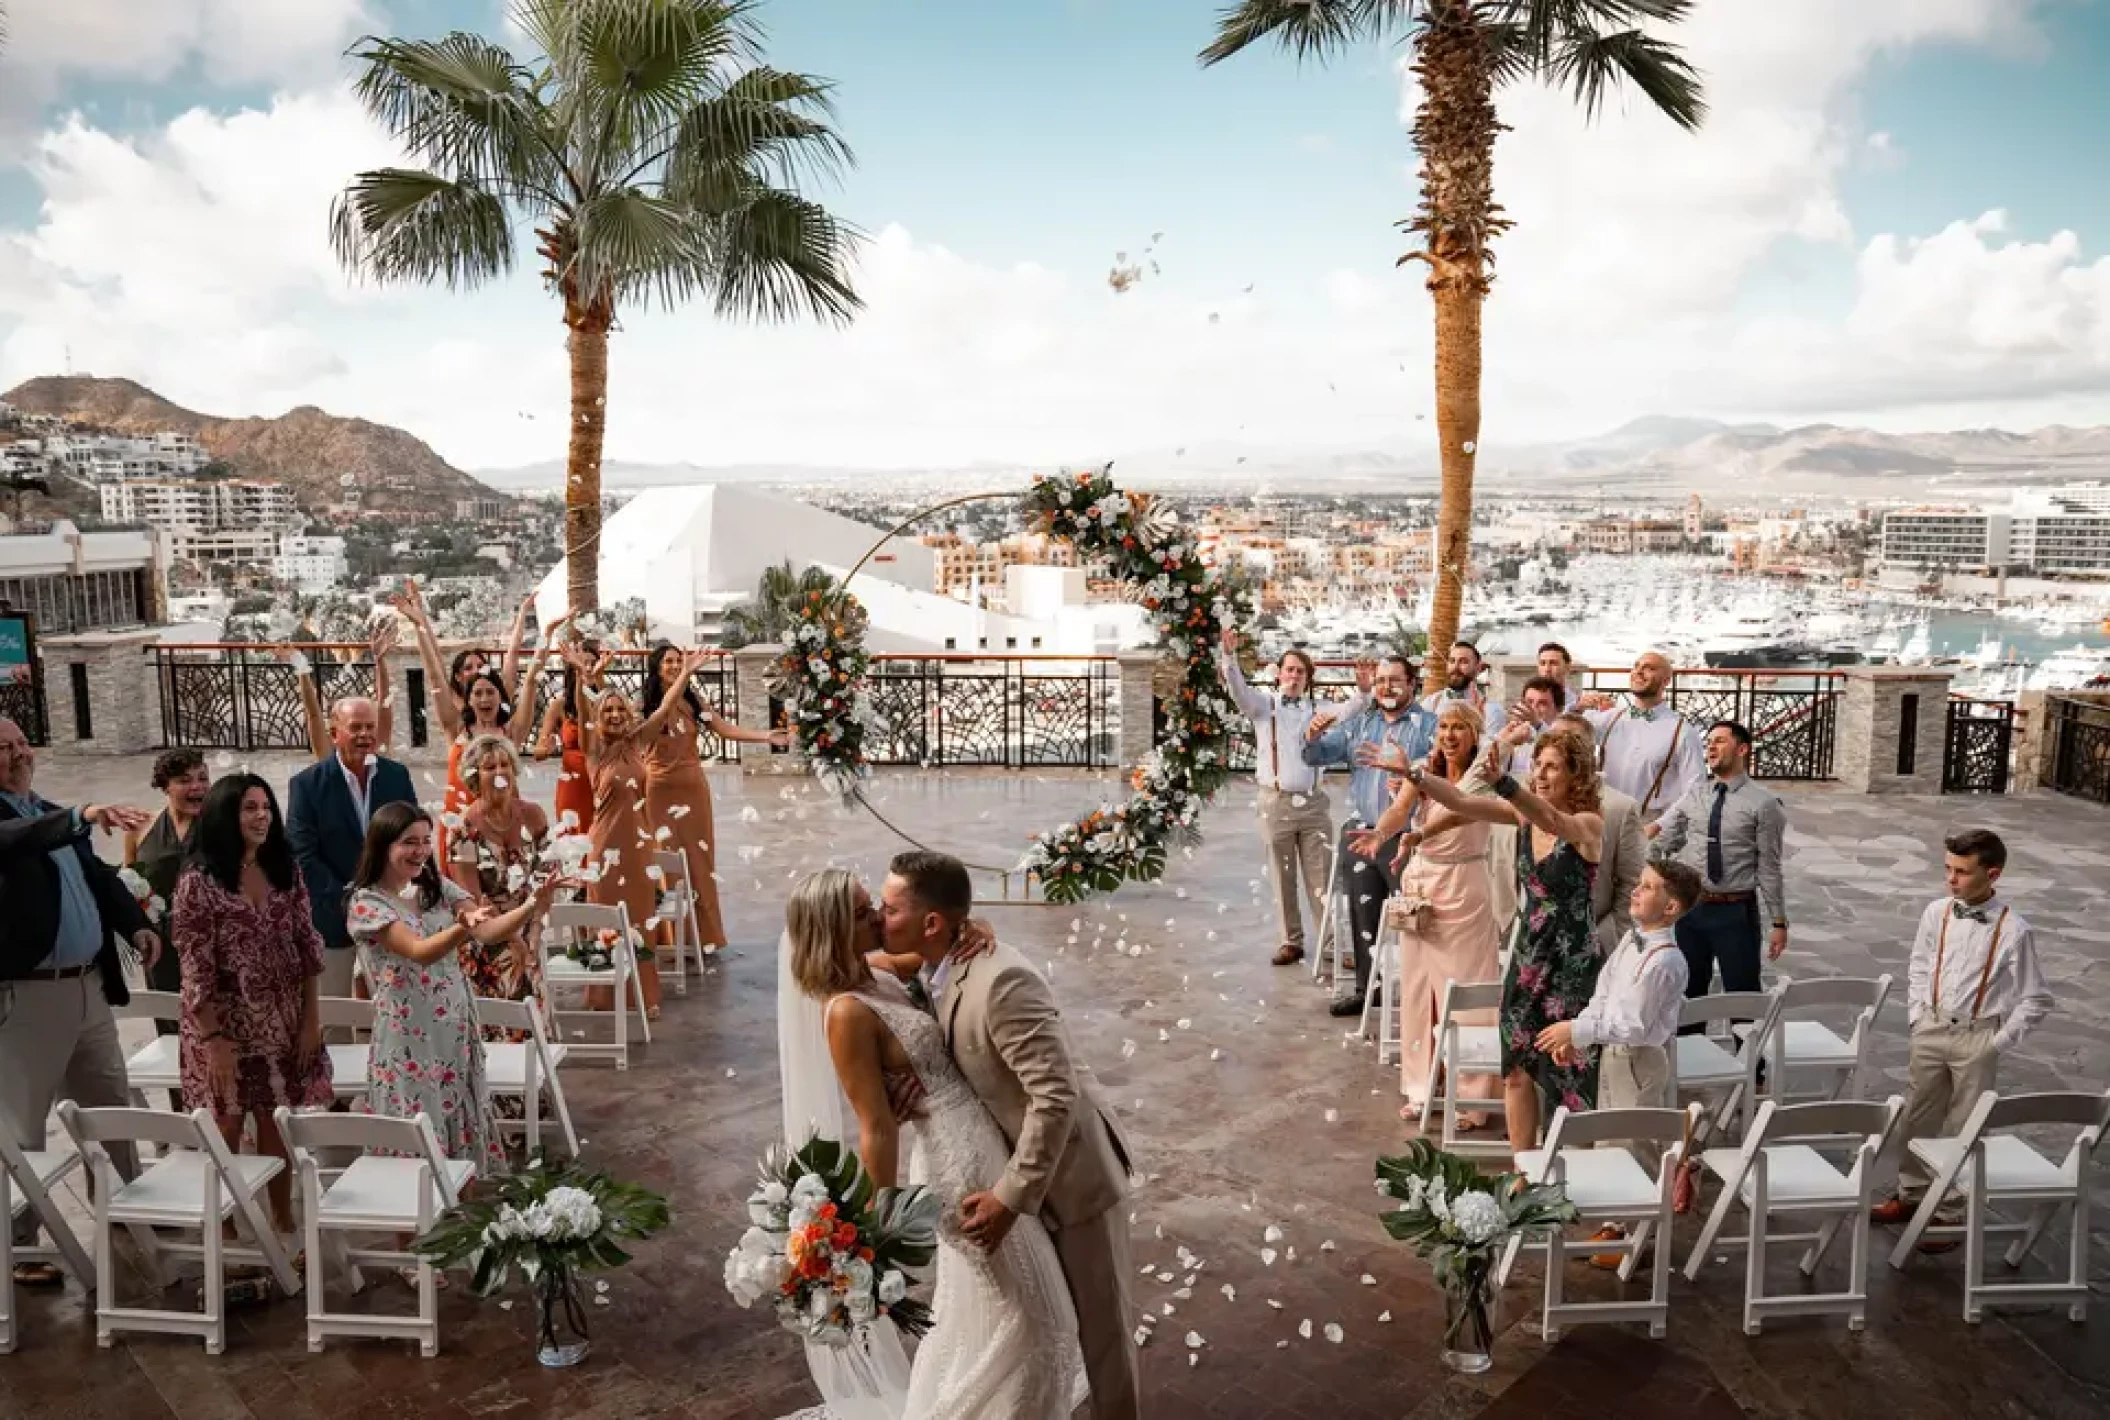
2046, 695, 2110, 805
862, 655, 1120, 768
1943, 695, 2014, 795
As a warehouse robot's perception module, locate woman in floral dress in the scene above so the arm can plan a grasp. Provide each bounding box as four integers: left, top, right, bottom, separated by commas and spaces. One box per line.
173, 774, 333, 1235
346, 802, 568, 1173
1404, 718, 1605, 1157
446, 734, 551, 1008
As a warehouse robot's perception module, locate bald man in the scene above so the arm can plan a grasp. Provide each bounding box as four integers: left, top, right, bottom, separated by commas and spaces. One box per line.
1581, 651, 1704, 824
285, 696, 418, 998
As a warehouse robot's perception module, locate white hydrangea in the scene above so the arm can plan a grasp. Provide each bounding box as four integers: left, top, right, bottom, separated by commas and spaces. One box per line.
877, 1269, 908, 1306
1449, 1190, 1507, 1245
723, 1226, 790, 1307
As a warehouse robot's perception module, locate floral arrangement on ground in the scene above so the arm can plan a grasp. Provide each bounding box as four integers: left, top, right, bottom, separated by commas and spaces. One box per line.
767, 463, 1252, 905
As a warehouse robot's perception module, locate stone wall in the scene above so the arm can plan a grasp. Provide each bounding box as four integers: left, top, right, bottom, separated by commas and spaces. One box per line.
1835, 666, 1952, 795
42, 631, 163, 755
2014, 688, 2110, 794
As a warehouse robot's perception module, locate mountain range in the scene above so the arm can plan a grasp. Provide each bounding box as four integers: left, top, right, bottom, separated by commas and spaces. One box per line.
1, 375, 501, 515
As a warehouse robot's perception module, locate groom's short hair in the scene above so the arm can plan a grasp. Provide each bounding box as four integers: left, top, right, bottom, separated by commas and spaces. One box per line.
889, 850, 972, 922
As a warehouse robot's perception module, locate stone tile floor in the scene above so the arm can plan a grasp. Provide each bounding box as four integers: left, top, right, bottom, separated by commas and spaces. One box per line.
3, 749, 2108, 1419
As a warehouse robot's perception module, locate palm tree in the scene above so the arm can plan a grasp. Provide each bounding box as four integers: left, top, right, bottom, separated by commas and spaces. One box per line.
1201, 1, 1704, 665
721, 558, 836, 647
331, 0, 862, 615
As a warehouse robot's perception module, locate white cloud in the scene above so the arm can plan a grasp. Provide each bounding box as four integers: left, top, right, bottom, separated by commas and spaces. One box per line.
0, 0, 2104, 472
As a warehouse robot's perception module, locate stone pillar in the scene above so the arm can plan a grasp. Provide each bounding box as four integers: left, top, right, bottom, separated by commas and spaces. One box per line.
42, 630, 163, 755
1488, 655, 1535, 708
1836, 666, 1953, 794
1115, 651, 1160, 769
733, 644, 800, 776
2013, 690, 2049, 793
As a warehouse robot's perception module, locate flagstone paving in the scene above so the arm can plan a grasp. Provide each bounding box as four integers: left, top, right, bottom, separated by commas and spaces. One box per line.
3, 750, 2106, 1418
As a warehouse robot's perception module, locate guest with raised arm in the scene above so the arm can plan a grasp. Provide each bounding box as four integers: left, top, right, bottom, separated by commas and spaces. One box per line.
1407, 721, 1605, 1155
1488, 677, 1565, 778
124, 747, 210, 1020
1579, 651, 1703, 826
1218, 626, 1344, 969
1305, 654, 1435, 1015
282, 616, 398, 759
1650, 720, 1788, 1004
575, 655, 667, 1000
531, 642, 598, 836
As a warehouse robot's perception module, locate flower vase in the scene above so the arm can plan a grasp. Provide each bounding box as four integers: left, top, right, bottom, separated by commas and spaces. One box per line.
1440, 1258, 1496, 1375
534, 1268, 591, 1368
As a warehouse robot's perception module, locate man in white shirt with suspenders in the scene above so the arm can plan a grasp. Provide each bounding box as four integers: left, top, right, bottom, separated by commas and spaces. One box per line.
1871, 828, 2053, 1246
1581, 650, 1703, 827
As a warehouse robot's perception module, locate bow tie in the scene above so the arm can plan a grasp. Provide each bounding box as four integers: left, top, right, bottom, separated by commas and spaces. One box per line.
1281, 696, 1306, 707
907, 974, 934, 1013
1627, 706, 1654, 720
1951, 902, 1991, 924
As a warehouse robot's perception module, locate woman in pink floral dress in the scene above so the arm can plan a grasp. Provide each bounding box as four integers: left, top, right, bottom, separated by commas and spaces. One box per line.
173, 774, 333, 1235
346, 802, 567, 1172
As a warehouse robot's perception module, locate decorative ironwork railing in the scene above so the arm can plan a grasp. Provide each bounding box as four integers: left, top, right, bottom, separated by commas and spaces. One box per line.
861, 657, 1119, 768
154, 648, 388, 751
1943, 696, 2013, 795
2046, 695, 2110, 806
0, 674, 47, 745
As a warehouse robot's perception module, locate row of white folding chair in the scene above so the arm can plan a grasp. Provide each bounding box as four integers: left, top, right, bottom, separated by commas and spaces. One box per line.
1355, 923, 1403, 1066
541, 900, 653, 1070
1673, 974, 1893, 1150
1416, 979, 1510, 1158
0, 1130, 91, 1354
1889, 1087, 2110, 1324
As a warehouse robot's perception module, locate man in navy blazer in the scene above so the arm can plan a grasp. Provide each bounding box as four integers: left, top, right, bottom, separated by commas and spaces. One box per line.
285, 695, 417, 998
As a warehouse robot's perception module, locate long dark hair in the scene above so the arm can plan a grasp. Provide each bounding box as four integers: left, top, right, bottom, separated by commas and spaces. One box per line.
639, 641, 702, 727
448, 647, 487, 696
185, 774, 294, 893
459, 668, 515, 734
350, 801, 445, 912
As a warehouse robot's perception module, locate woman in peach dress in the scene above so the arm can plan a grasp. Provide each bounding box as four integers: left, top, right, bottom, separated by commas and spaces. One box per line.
1349, 701, 1503, 1130
576, 667, 674, 1015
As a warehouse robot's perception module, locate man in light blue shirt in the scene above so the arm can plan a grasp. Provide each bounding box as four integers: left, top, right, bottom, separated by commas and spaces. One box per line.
1302, 656, 1435, 1016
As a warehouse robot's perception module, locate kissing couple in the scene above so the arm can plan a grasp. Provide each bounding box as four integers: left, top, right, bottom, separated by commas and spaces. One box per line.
776, 850, 1139, 1420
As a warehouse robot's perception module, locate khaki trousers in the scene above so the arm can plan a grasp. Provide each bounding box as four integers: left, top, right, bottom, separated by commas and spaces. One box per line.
1899, 1018, 2001, 1195
1596, 1043, 1672, 1165
1051, 1204, 1141, 1420
0, 969, 137, 1243
1257, 786, 1331, 953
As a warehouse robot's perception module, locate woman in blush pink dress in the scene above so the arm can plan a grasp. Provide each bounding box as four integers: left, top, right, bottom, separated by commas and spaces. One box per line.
1348, 701, 1503, 1130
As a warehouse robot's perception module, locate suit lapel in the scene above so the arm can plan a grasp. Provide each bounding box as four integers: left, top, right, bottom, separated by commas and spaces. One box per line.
940, 950, 977, 1053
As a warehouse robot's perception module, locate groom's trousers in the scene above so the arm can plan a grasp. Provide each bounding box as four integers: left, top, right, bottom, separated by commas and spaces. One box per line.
1052, 1205, 1142, 1420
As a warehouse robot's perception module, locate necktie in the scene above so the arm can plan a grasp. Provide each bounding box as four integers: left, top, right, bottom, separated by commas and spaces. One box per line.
1706, 783, 1727, 885
1951, 902, 1989, 924
907, 972, 934, 1015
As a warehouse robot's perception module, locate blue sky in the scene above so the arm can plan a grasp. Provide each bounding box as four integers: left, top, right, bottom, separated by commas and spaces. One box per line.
2, 0, 2107, 470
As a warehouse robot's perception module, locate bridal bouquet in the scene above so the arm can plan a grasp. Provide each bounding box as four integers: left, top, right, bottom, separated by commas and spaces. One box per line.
724, 1137, 938, 1347
1376, 1141, 1575, 1373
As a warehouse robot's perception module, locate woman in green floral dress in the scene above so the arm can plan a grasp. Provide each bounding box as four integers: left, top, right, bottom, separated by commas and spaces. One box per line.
1403, 715, 1607, 1157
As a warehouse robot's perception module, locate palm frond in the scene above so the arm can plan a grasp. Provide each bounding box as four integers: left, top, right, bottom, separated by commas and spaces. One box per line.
556, 0, 758, 187
1198, 0, 1410, 66
346, 34, 567, 202
570, 186, 714, 308
660, 67, 852, 200
708, 186, 862, 326
330, 169, 517, 289
1545, 26, 1705, 128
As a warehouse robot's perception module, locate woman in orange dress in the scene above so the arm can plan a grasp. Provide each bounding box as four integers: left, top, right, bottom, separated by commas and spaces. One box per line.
638, 642, 791, 953
533, 653, 597, 838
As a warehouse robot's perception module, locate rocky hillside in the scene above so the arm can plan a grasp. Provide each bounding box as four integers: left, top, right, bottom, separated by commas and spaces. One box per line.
1, 375, 503, 515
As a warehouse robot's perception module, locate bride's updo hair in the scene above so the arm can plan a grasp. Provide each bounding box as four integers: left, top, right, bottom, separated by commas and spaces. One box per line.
786, 868, 866, 999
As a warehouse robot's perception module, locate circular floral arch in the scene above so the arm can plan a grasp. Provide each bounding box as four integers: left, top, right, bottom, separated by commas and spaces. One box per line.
772, 465, 1253, 904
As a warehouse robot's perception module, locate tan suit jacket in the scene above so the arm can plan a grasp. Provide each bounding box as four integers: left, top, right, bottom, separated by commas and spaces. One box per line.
938, 941, 1133, 1226
1593, 786, 1647, 953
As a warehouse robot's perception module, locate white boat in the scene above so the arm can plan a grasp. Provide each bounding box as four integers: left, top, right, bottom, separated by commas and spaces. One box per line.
2026, 644, 2110, 692
1900, 619, 1932, 665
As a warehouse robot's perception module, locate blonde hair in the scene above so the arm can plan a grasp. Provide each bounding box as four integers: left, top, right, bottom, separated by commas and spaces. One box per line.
1428, 700, 1484, 780
458, 733, 519, 795
1532, 727, 1603, 815
786, 868, 869, 1000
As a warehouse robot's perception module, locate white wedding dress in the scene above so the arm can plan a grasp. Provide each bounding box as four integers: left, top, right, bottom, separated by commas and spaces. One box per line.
776, 943, 1088, 1420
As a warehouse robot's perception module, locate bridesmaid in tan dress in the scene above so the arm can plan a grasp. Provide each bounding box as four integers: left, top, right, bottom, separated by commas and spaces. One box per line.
637, 642, 791, 953
1350, 701, 1504, 1129
578, 671, 672, 1014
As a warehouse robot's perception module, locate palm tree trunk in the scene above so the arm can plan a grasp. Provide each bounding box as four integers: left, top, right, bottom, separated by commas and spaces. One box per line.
564, 298, 612, 616
1405, 2, 1504, 671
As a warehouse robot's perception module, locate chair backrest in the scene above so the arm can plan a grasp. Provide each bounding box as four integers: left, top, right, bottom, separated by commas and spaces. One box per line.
274, 1107, 462, 1208
1977, 1088, 2110, 1137
56, 1102, 210, 1154
1440, 978, 1504, 1016
1775, 973, 1893, 1016
475, 995, 535, 1035
1678, 990, 1776, 1032
113, 989, 181, 1024
316, 996, 376, 1032
547, 901, 628, 936
1747, 1095, 1903, 1155
654, 849, 689, 890
1542, 1102, 1700, 1153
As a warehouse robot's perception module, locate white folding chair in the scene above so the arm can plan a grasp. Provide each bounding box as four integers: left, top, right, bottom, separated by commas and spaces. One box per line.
115, 989, 184, 1105
1889, 1088, 2110, 1323
1683, 1095, 1903, 1335
539, 901, 651, 1069
1, 1129, 93, 1353
655, 847, 710, 995
317, 996, 376, 1102
1673, 990, 1782, 1146
1497, 1103, 1702, 1341
1736, 975, 1892, 1107
55, 1103, 300, 1355
1355, 913, 1403, 1065
275, 1107, 475, 1357
1416, 979, 1508, 1156
477, 996, 580, 1158
1312, 850, 1349, 985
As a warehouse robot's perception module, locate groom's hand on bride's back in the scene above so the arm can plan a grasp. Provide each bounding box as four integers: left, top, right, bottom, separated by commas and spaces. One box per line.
885, 1069, 926, 1123
959, 1190, 1017, 1251
950, 917, 997, 962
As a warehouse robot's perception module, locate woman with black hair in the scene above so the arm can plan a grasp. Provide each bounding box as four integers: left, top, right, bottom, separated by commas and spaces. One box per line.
640, 641, 791, 954
345, 802, 568, 1173
125, 747, 210, 1013
172, 774, 333, 1234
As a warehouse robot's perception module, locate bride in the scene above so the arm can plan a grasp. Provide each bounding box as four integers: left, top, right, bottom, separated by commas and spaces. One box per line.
777, 868, 1088, 1420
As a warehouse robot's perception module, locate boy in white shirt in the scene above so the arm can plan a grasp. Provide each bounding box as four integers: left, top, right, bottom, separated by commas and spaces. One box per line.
1536, 858, 1702, 1267
1870, 828, 2053, 1249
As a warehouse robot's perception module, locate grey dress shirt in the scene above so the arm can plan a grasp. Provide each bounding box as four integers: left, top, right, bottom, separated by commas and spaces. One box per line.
1652, 773, 1789, 925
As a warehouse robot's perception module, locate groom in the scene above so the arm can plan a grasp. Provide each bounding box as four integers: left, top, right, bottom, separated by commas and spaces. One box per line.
881, 850, 1141, 1420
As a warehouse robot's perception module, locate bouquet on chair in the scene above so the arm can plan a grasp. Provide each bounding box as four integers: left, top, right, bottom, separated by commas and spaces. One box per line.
562, 925, 643, 972
724, 1135, 939, 1348
1376, 1140, 1575, 1374
413, 1157, 670, 1367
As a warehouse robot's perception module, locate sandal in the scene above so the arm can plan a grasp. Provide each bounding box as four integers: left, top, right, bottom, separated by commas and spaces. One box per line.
11, 1261, 63, 1289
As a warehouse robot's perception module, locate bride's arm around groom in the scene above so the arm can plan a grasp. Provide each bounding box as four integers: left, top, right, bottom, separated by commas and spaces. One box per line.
883, 852, 1142, 1420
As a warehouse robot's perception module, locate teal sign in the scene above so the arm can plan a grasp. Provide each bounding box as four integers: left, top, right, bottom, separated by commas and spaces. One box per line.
0, 617, 28, 669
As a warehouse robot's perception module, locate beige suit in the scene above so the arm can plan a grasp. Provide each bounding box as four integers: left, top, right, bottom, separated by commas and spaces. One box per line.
940, 941, 1140, 1420
1593, 787, 1647, 953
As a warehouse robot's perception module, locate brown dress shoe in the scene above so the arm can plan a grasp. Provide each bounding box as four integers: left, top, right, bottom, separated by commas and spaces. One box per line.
1272, 943, 1305, 967
1869, 1196, 1914, 1225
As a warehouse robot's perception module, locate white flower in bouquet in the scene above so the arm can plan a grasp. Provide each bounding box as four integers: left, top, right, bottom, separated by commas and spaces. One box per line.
541, 1184, 605, 1241
1425, 1180, 1451, 1222
723, 1228, 790, 1308
878, 1269, 908, 1306
845, 1287, 878, 1325
1449, 1191, 1506, 1246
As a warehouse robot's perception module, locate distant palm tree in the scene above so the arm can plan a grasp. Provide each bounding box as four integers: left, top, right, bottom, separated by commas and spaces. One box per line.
1201, 1, 1704, 666
331, 0, 862, 615
721, 558, 836, 647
